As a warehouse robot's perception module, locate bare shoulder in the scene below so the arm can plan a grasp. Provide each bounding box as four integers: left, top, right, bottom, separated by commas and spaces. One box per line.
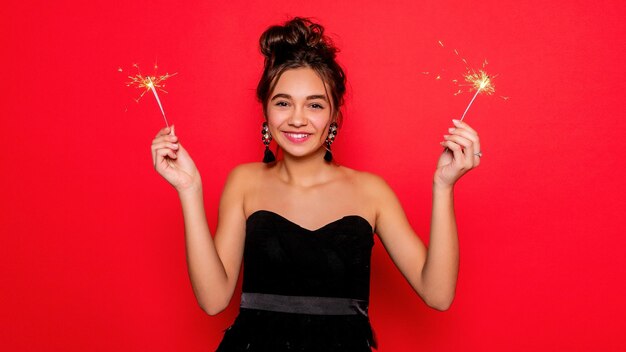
218, 163, 266, 202
337, 166, 401, 230
225, 162, 268, 184
219, 162, 269, 215
338, 166, 394, 196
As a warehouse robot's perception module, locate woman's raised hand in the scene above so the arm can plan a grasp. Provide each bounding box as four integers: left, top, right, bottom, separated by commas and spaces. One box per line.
151, 125, 202, 192
434, 119, 482, 188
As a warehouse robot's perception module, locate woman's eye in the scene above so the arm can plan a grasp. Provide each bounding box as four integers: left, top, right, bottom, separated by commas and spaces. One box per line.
310, 103, 325, 109
275, 101, 289, 107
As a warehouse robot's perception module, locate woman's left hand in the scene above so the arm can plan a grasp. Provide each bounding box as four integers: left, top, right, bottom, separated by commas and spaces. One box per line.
434, 119, 482, 188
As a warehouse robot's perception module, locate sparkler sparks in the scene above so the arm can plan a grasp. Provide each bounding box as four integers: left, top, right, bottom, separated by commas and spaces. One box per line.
125, 63, 177, 127
459, 69, 495, 121
464, 70, 495, 95
426, 40, 502, 121
427, 41, 505, 155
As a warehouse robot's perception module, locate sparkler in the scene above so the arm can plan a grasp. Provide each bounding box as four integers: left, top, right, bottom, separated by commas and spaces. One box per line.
125, 64, 177, 127
424, 41, 500, 121
428, 41, 501, 156
459, 69, 494, 121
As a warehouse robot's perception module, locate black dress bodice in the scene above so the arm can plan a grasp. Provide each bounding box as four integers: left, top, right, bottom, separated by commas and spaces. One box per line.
216, 210, 376, 351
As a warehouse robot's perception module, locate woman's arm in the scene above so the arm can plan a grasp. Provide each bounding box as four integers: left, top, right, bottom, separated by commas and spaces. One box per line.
152, 126, 248, 315
373, 119, 480, 311
178, 166, 248, 315
372, 178, 457, 311
421, 184, 458, 310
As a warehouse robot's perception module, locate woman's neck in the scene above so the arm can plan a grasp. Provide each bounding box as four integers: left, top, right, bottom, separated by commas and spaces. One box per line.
276, 147, 336, 188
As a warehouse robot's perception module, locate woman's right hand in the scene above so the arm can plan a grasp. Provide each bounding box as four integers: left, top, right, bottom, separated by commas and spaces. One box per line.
151, 125, 201, 192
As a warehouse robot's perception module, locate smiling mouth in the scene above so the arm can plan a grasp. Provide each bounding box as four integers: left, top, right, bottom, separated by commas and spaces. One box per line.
282, 132, 311, 143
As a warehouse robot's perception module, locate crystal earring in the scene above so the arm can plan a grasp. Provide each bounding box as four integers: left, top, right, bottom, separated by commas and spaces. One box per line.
261, 122, 276, 163
324, 122, 338, 162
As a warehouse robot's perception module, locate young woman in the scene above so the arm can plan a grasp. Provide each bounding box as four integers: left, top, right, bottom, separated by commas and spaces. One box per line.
151, 17, 481, 351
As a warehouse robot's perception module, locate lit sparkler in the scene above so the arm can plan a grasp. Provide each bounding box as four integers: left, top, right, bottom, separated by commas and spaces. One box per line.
428, 41, 501, 156
428, 40, 499, 121
125, 64, 177, 127
459, 69, 494, 121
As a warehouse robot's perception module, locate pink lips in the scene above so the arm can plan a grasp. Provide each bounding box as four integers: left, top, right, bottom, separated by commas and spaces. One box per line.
282, 132, 311, 144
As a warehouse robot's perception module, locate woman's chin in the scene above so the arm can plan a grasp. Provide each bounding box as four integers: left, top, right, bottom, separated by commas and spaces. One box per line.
279, 147, 325, 160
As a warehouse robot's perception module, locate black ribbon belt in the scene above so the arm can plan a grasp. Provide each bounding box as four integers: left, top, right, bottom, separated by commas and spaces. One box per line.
240, 292, 369, 316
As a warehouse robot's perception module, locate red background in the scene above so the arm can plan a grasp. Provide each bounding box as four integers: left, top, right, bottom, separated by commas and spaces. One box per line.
2, 0, 625, 351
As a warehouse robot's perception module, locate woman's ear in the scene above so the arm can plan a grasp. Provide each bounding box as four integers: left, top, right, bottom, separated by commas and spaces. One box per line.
333, 110, 343, 128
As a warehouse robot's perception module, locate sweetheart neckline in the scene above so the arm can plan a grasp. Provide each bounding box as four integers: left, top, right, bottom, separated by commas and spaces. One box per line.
247, 209, 374, 234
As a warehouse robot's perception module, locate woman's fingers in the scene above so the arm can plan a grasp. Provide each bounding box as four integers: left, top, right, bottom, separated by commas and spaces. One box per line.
152, 143, 179, 157
437, 120, 482, 186
441, 139, 465, 168
154, 125, 176, 140
152, 134, 178, 145
447, 127, 478, 146
151, 126, 179, 163
150, 125, 203, 192
156, 147, 177, 160
443, 134, 473, 149
452, 119, 477, 134
443, 134, 474, 168
152, 141, 180, 151
151, 139, 180, 168
452, 120, 481, 165
155, 126, 171, 138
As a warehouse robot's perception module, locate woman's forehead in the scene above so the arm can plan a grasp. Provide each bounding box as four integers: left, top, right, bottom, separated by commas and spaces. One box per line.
272, 67, 329, 97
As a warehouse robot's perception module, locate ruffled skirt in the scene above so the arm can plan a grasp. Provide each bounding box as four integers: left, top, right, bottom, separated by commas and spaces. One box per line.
216, 308, 376, 351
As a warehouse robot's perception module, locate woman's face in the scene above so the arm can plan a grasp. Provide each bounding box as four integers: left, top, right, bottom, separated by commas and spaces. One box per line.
266, 67, 333, 159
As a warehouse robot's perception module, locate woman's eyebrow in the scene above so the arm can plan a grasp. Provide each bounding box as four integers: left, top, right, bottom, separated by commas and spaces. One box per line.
306, 94, 328, 102
270, 93, 291, 101
271, 93, 328, 101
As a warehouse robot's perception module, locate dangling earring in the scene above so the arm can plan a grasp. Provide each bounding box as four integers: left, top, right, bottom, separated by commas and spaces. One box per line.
324, 122, 338, 162
261, 122, 276, 163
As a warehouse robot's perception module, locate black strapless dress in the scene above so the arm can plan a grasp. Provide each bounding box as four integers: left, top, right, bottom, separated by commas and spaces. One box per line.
216, 210, 377, 351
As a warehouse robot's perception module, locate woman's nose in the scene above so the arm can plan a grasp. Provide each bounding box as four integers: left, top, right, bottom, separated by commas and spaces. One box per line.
288, 107, 308, 126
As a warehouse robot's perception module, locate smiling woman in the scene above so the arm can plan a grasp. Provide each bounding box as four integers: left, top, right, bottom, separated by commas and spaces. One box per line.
266, 68, 334, 159
257, 18, 346, 164
150, 16, 481, 352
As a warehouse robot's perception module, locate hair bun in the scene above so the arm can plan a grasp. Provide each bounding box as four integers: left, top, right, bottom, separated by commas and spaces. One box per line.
259, 17, 333, 59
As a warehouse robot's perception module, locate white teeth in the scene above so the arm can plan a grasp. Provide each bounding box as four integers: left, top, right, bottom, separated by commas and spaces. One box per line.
286, 133, 308, 138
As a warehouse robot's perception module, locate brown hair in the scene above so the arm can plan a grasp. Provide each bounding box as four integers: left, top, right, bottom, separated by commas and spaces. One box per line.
257, 17, 346, 125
